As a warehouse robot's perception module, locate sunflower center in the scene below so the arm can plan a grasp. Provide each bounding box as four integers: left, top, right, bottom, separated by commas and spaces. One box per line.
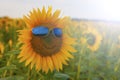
31, 31, 62, 56
86, 33, 96, 46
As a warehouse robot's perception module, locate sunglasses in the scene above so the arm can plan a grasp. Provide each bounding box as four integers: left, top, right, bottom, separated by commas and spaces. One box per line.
32, 26, 62, 37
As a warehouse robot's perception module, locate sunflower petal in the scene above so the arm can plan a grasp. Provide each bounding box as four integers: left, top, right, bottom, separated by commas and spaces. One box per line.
51, 55, 60, 71
46, 56, 54, 72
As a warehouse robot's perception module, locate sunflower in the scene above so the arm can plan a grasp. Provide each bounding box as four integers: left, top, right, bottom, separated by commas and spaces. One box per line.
17, 6, 76, 73
0, 42, 4, 58
83, 27, 102, 51
8, 39, 13, 49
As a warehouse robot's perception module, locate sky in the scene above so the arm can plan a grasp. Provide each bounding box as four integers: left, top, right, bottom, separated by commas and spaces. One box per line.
1, 0, 120, 21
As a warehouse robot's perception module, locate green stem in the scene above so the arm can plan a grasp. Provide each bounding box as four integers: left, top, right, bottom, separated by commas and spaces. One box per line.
3, 54, 13, 77
27, 69, 31, 80
76, 47, 84, 80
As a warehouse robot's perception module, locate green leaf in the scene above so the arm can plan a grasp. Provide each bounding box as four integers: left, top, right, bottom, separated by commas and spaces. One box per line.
0, 76, 24, 80
54, 73, 71, 80
0, 65, 17, 73
6, 50, 20, 55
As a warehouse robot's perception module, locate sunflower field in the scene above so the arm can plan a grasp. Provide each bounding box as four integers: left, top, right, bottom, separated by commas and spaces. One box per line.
0, 15, 120, 80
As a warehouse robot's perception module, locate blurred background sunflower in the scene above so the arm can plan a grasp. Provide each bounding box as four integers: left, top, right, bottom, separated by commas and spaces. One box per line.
0, 42, 4, 58
83, 26, 102, 51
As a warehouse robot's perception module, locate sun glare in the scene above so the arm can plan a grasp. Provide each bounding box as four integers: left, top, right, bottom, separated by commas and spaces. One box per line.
100, 0, 120, 21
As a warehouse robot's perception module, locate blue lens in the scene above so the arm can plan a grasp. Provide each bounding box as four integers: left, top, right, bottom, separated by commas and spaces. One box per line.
53, 28, 62, 37
32, 26, 49, 36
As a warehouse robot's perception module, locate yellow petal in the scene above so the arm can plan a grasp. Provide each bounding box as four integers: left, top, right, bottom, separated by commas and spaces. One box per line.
52, 10, 60, 18
46, 56, 54, 72
55, 54, 63, 70
57, 53, 68, 65
61, 48, 74, 59
63, 45, 77, 53
51, 55, 60, 71
35, 55, 42, 71
42, 57, 48, 73
30, 53, 37, 69
25, 52, 36, 67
